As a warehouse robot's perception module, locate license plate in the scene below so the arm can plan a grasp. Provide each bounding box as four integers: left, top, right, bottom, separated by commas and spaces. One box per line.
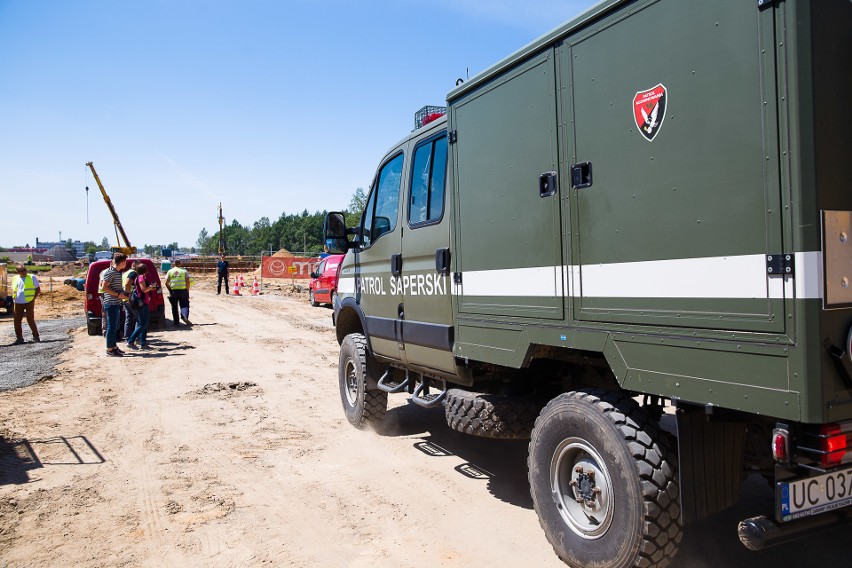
778, 466, 852, 521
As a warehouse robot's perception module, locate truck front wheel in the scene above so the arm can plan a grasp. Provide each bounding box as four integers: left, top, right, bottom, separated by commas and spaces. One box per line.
529, 390, 681, 568
338, 333, 387, 428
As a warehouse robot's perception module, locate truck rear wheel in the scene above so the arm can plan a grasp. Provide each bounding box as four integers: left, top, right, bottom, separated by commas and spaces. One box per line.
338, 333, 387, 428
309, 290, 318, 307
444, 389, 539, 439
529, 390, 681, 568
86, 319, 102, 336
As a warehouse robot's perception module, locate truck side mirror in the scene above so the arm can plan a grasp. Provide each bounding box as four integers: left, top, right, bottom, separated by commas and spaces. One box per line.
323, 212, 349, 254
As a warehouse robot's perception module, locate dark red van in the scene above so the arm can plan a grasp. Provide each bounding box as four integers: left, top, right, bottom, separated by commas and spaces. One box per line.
309, 254, 344, 308
84, 258, 165, 335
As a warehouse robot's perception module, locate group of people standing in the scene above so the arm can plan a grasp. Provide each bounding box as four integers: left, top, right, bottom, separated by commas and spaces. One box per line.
101, 253, 159, 356
101, 254, 195, 357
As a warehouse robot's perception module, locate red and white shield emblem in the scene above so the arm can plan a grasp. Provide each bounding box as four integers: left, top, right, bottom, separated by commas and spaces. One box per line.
633, 84, 667, 142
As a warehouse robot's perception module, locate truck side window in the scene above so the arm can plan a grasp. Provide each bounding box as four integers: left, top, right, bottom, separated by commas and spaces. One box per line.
361, 153, 403, 248
408, 134, 447, 226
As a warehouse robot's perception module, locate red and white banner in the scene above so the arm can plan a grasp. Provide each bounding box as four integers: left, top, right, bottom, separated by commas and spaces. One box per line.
261, 256, 321, 279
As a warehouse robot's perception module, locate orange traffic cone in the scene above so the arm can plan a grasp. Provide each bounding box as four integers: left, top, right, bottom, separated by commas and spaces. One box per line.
252, 278, 260, 296
233, 275, 241, 295
238, 274, 245, 289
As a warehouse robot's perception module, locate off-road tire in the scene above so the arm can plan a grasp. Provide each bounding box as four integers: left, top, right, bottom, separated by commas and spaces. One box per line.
309, 290, 318, 307
529, 390, 681, 568
338, 333, 387, 428
86, 320, 102, 336
444, 389, 539, 439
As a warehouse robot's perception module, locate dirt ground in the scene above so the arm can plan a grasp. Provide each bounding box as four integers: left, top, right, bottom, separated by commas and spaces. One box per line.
0, 276, 561, 567
1, 276, 850, 567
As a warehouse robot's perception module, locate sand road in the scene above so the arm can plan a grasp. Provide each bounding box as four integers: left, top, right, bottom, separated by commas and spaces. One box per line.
1, 279, 849, 567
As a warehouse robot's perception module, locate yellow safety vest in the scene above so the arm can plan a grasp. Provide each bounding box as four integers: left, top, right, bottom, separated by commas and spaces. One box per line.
122, 269, 137, 289
167, 267, 188, 290
12, 274, 37, 302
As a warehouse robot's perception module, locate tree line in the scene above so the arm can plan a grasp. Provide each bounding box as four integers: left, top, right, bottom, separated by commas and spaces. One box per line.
192, 188, 367, 257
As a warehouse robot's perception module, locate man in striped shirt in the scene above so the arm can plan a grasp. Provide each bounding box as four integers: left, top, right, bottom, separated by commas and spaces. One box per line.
101, 253, 129, 357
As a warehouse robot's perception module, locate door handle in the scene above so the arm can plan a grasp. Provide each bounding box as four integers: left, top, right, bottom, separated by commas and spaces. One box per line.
435, 248, 450, 274
571, 162, 593, 189
391, 253, 402, 277
539, 171, 557, 197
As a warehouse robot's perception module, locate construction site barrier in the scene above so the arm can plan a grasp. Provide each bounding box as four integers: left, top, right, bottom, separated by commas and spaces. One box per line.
172, 257, 260, 273
261, 256, 321, 280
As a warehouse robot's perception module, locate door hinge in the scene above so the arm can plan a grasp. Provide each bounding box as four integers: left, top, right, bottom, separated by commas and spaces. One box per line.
453, 272, 462, 285
766, 253, 794, 276
448, 131, 457, 144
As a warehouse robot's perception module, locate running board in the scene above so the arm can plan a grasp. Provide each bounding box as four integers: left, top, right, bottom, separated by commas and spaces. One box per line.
376, 370, 409, 394
411, 378, 447, 409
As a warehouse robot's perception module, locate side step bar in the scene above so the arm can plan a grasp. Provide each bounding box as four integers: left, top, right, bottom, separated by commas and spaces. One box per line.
738, 510, 852, 550
376, 369, 448, 409
376, 370, 409, 394
411, 378, 447, 409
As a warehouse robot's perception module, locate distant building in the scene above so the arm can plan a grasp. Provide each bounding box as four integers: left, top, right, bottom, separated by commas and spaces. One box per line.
35, 238, 87, 258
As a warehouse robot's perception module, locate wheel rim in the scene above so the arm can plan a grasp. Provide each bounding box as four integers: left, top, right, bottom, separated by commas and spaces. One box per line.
550, 437, 614, 539
343, 358, 359, 406
332, 291, 338, 308
309, 290, 314, 303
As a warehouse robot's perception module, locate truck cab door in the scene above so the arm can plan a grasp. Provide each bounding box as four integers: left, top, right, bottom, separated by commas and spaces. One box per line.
355, 151, 406, 362
399, 130, 455, 373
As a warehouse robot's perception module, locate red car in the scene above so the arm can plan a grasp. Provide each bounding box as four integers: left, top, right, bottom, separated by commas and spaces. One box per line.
84, 258, 166, 335
309, 254, 344, 308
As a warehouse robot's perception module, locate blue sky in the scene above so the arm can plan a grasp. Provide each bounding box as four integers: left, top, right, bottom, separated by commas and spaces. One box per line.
1, 0, 592, 250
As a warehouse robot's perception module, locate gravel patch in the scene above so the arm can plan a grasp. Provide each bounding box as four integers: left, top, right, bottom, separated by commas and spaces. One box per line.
0, 317, 84, 392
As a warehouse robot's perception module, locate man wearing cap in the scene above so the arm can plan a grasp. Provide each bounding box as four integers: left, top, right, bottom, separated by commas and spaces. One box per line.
11, 264, 40, 345
165, 259, 192, 326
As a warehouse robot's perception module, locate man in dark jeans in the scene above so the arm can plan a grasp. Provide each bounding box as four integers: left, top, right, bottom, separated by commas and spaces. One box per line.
217, 254, 230, 295
165, 259, 191, 326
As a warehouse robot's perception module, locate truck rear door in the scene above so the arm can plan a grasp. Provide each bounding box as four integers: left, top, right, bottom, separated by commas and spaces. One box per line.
399, 127, 455, 373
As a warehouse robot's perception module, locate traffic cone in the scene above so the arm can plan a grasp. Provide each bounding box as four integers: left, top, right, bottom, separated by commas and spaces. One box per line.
252, 278, 260, 296
233, 275, 241, 295
239, 274, 245, 289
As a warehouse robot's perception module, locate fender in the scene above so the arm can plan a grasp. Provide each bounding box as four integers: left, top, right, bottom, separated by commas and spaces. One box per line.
334, 296, 370, 348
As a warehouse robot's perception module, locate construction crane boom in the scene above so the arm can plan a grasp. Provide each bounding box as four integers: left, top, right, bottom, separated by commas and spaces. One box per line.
85, 161, 137, 255
218, 203, 226, 255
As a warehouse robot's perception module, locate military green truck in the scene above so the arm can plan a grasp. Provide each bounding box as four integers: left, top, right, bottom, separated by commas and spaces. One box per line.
323, 1, 852, 566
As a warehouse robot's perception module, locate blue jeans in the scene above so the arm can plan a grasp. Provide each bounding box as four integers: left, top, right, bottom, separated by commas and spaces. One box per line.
126, 304, 150, 346
124, 304, 137, 338
104, 304, 122, 349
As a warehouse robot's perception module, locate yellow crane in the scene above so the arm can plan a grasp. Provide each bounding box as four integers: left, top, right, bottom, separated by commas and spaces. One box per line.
85, 161, 137, 255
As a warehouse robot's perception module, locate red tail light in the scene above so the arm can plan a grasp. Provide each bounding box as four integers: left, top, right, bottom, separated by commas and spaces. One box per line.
819, 424, 849, 467
772, 428, 789, 462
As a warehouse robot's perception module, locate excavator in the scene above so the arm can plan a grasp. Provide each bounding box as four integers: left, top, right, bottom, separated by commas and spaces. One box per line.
85, 161, 137, 255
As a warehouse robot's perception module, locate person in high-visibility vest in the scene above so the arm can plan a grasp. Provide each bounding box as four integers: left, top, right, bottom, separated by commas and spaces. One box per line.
165, 259, 192, 326
11, 264, 41, 344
